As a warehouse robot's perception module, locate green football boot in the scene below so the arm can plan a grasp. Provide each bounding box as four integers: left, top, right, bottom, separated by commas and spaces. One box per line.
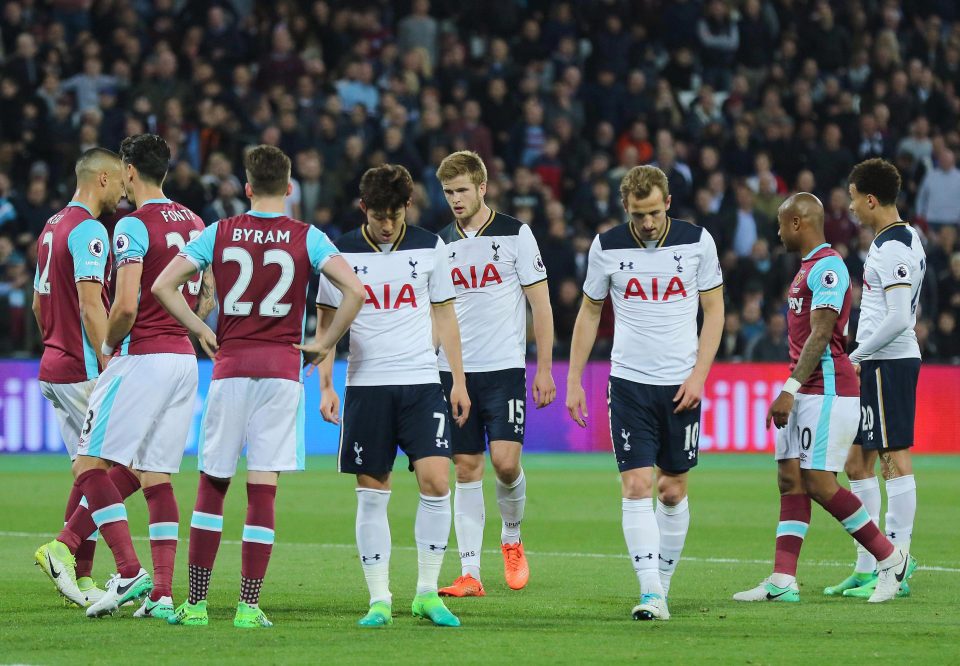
843, 576, 911, 598
358, 601, 393, 627
135, 595, 175, 619
234, 602, 273, 628
733, 578, 800, 603
167, 600, 209, 626
824, 571, 874, 596
411, 592, 461, 627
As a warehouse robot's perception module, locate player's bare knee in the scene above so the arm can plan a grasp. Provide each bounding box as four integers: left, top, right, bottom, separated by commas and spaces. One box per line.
492, 457, 521, 485
71, 455, 107, 477
419, 476, 450, 497
454, 454, 484, 483
621, 469, 654, 499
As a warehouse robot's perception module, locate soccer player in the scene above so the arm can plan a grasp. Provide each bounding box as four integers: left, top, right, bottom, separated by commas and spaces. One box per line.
154, 145, 363, 628
58, 134, 211, 619
32, 148, 124, 607
566, 166, 724, 621
733, 192, 915, 604
433, 151, 555, 597
312, 164, 470, 628
823, 158, 925, 598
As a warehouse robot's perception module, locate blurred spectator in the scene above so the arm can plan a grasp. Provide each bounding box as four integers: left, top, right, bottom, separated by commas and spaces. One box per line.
747, 312, 790, 362
917, 148, 960, 231
930, 311, 960, 361
718, 311, 749, 361
824, 187, 858, 248
202, 176, 247, 226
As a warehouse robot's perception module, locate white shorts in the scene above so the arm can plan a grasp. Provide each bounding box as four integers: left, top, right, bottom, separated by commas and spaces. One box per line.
77, 354, 198, 473
40, 379, 97, 460
775, 394, 860, 472
198, 377, 305, 478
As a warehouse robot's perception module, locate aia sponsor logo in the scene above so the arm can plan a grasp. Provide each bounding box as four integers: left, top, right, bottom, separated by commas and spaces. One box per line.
364, 283, 417, 309
451, 264, 503, 289
623, 276, 687, 301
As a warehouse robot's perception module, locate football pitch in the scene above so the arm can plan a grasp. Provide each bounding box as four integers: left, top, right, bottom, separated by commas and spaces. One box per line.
2, 454, 958, 665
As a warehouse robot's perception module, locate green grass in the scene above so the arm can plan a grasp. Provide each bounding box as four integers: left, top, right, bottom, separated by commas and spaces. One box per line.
1, 454, 958, 665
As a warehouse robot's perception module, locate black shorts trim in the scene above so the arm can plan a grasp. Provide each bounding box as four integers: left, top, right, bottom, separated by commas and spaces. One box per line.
338, 383, 452, 475
854, 358, 920, 451
608, 377, 701, 474
440, 368, 526, 454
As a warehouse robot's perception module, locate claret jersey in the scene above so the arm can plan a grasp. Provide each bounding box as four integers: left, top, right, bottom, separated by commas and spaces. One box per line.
181, 211, 338, 381
582, 218, 723, 385
785, 243, 858, 397
317, 224, 455, 387
113, 198, 205, 356
34, 201, 110, 383
436, 211, 547, 372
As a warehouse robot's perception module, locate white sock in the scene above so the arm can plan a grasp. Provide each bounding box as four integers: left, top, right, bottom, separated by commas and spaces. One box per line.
356, 488, 392, 605
884, 474, 916, 551
849, 477, 881, 573
453, 480, 484, 579
622, 498, 663, 596
415, 492, 451, 595
496, 469, 526, 545
655, 496, 689, 598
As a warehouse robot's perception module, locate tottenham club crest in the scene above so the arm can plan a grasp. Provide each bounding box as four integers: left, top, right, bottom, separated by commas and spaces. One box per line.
114, 233, 129, 254
353, 442, 363, 465
820, 270, 838, 288
673, 252, 683, 272
894, 263, 910, 280
621, 428, 632, 452
491, 241, 501, 261
409, 258, 418, 278
88, 238, 104, 257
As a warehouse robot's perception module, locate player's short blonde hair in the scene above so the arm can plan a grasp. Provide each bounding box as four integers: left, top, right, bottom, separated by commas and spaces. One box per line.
436, 150, 488, 187
619, 165, 670, 202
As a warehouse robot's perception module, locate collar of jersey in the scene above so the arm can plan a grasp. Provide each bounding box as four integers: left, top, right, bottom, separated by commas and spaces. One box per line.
803, 242, 830, 260
67, 200, 94, 216
362, 223, 406, 252
142, 198, 172, 205
628, 217, 671, 248
455, 208, 496, 239
248, 210, 283, 218
874, 221, 908, 239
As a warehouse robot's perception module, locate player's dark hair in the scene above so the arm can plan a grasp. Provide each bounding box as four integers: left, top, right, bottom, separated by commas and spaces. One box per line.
359, 164, 414, 212
119, 134, 170, 185
244, 145, 291, 197
848, 158, 901, 207
75, 147, 120, 179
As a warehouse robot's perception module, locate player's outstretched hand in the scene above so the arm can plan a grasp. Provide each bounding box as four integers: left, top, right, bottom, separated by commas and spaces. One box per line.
320, 387, 341, 425
196, 324, 219, 359
294, 339, 333, 376
449, 382, 471, 427
766, 391, 794, 429
673, 374, 705, 413
533, 367, 556, 408
566, 383, 588, 427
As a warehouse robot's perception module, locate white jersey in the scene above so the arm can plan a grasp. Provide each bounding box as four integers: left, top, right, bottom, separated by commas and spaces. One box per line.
317, 224, 455, 386
582, 218, 722, 385
436, 211, 547, 372
857, 222, 925, 360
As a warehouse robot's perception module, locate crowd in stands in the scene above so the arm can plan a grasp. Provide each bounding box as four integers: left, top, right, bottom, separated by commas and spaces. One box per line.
0, 0, 959, 363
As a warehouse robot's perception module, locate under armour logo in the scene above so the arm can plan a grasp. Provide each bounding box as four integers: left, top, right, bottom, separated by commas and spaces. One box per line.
353, 442, 363, 465
491, 241, 500, 261
449, 251, 456, 261
514, 425, 524, 435
354, 265, 368, 275
688, 450, 696, 460
659, 554, 675, 565
361, 554, 381, 562
621, 428, 631, 452
634, 553, 654, 561
435, 438, 449, 448
409, 258, 418, 278
428, 544, 447, 551
620, 261, 633, 270
887, 531, 896, 540
674, 252, 683, 272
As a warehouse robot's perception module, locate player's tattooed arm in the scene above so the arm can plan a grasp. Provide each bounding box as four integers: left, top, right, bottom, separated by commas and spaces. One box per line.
767, 307, 838, 429
151, 256, 218, 358
566, 297, 603, 427
194, 269, 216, 319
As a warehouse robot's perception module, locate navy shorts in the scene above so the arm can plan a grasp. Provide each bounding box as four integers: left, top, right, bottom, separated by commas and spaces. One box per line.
440, 368, 526, 454
338, 383, 452, 475
608, 377, 701, 474
855, 358, 920, 451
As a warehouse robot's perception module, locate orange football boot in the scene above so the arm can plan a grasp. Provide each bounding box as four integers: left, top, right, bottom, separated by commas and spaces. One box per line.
501, 543, 529, 590
438, 574, 486, 597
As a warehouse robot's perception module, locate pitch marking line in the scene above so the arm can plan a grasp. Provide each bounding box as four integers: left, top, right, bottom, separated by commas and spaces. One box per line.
3, 530, 958, 574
